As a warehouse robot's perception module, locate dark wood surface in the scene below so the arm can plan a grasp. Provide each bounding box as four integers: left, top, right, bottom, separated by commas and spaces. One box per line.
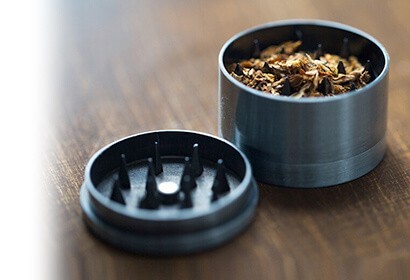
51, 0, 410, 279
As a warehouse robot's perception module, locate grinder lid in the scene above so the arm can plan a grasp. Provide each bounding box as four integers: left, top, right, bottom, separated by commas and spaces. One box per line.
80, 130, 258, 255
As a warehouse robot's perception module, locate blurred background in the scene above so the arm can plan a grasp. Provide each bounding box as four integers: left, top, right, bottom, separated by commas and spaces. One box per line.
46, 0, 410, 279
56, 0, 408, 134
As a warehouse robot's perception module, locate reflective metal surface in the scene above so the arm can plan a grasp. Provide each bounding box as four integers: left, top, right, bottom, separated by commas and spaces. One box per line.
218, 20, 390, 187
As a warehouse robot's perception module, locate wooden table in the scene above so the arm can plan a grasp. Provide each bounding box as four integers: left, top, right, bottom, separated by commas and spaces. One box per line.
52, 0, 410, 279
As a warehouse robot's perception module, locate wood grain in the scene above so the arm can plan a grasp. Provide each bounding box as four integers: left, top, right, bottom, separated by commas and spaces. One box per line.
49, 0, 410, 279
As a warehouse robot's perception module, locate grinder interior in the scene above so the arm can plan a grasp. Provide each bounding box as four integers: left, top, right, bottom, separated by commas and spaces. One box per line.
81, 130, 258, 255
223, 21, 387, 80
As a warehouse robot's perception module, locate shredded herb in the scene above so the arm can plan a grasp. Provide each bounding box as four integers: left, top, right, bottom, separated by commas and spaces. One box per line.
229, 41, 372, 97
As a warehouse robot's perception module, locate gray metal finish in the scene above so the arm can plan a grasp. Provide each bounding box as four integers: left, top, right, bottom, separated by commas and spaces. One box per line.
81, 181, 258, 255
218, 20, 390, 187
80, 130, 259, 255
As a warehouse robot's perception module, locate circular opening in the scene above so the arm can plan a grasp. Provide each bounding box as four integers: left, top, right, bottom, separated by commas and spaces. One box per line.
219, 20, 390, 103
84, 130, 253, 222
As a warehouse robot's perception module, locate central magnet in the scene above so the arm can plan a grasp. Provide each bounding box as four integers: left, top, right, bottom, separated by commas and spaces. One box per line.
158, 181, 180, 205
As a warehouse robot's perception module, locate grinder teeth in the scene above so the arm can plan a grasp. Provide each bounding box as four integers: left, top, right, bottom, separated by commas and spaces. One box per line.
295, 29, 303, 41
180, 181, 193, 209
154, 141, 163, 175
262, 62, 272, 74
110, 175, 126, 205
191, 143, 203, 177
315, 43, 323, 59
337, 61, 346, 74
109, 144, 234, 209
364, 60, 376, 81
281, 78, 291, 96
320, 76, 333, 95
139, 166, 160, 209
119, 154, 131, 189
147, 157, 156, 178
211, 159, 230, 199
180, 157, 197, 192
234, 63, 243, 76
252, 39, 261, 58
340, 37, 349, 58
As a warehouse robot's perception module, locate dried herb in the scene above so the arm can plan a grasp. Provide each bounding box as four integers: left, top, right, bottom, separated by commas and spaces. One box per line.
229, 40, 373, 98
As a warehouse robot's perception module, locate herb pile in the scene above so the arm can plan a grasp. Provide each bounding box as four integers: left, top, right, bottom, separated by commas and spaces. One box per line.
230, 41, 374, 97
